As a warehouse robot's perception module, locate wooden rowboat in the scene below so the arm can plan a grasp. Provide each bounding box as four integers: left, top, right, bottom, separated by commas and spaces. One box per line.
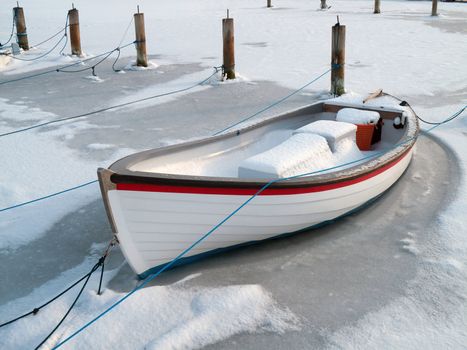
98, 99, 419, 278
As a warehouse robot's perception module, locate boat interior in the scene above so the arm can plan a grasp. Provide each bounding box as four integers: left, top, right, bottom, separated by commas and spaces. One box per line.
116, 102, 411, 179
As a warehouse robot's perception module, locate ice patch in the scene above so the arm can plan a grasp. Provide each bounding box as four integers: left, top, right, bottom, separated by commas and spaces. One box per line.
144, 285, 300, 350
83, 75, 105, 83
173, 273, 203, 285
0, 264, 300, 349
87, 143, 115, 150
0, 183, 99, 250
400, 239, 420, 256
123, 60, 159, 71
400, 231, 420, 256
210, 72, 252, 85
0, 97, 56, 126
328, 129, 467, 348
0, 55, 12, 68
0, 52, 76, 75
0, 98, 138, 249
106, 69, 217, 112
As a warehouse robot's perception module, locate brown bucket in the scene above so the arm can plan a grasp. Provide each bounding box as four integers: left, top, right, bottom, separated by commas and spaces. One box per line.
355, 124, 375, 151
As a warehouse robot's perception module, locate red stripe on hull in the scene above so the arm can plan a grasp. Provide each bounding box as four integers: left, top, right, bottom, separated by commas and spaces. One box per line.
116, 150, 410, 196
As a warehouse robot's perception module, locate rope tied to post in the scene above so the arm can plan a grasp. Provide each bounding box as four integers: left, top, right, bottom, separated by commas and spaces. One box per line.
331, 17, 345, 97
0, 12, 16, 48
0, 40, 137, 85
97, 236, 119, 295
111, 47, 122, 72
7, 14, 69, 62
0, 236, 119, 349
221, 64, 235, 79
213, 64, 223, 73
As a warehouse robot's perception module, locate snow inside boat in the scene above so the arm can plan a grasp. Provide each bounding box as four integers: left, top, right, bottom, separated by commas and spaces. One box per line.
98, 99, 419, 277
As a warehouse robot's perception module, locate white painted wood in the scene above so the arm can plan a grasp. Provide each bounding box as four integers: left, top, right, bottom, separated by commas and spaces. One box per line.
108, 150, 412, 275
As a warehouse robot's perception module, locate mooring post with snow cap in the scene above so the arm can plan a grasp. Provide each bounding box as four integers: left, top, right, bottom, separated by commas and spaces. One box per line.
222, 9, 235, 80
331, 18, 345, 96
374, 0, 381, 14
321, 0, 327, 10
68, 4, 82, 56
134, 5, 148, 67
13, 2, 29, 50
431, 0, 438, 16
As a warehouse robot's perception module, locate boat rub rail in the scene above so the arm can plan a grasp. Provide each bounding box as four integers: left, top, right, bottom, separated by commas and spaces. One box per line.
110, 146, 413, 195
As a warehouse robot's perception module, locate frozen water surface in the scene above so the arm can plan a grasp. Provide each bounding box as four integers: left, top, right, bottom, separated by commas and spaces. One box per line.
0, 0, 466, 349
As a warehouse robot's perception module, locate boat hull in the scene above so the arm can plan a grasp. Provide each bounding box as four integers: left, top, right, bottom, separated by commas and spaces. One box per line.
107, 148, 413, 277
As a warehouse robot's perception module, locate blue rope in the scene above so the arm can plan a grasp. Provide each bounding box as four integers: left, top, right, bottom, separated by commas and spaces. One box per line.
0, 13, 15, 48
0, 69, 222, 212
213, 67, 332, 136
53, 105, 466, 349
0, 180, 98, 213
9, 34, 67, 62
0, 65, 219, 138
9, 15, 69, 62
0, 41, 136, 86
30, 23, 69, 48
0, 66, 324, 211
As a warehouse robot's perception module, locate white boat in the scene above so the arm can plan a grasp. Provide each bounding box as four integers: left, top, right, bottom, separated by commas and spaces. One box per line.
98, 98, 419, 278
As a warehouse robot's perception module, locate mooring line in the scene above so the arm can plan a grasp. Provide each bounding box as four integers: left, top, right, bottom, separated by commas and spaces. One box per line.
0, 68, 221, 213
30, 23, 70, 49
0, 237, 118, 350
0, 41, 136, 86
0, 13, 16, 48
7, 15, 70, 62
382, 93, 466, 126
0, 66, 220, 139
0, 180, 98, 213
8, 33, 68, 62
0, 67, 330, 214
213, 67, 332, 135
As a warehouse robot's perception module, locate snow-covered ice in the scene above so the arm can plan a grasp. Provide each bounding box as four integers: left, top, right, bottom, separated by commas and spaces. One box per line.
0, 266, 299, 350
0, 0, 466, 349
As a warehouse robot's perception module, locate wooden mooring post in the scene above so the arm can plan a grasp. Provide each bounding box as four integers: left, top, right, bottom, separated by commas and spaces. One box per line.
321, 0, 327, 10
374, 0, 381, 14
331, 19, 345, 96
267, 0, 272, 8
222, 10, 235, 80
431, 0, 438, 16
13, 3, 29, 50
68, 5, 82, 56
134, 6, 148, 67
